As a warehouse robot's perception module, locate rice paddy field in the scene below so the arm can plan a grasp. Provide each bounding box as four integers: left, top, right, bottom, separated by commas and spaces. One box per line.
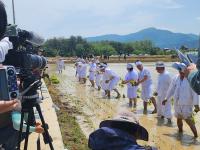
48, 62, 200, 150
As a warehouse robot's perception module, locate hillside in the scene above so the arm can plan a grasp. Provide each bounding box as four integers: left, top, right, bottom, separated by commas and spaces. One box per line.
86, 27, 199, 48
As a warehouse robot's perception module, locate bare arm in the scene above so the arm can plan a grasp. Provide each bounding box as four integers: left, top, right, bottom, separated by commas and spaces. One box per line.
136, 75, 148, 86
0, 100, 19, 113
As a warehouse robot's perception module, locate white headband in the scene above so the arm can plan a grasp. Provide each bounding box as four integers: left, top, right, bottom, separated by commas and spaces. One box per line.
156, 61, 165, 68
135, 61, 142, 66
127, 63, 133, 69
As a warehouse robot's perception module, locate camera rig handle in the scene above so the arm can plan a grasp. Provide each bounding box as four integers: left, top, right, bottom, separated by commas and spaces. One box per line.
20, 80, 42, 97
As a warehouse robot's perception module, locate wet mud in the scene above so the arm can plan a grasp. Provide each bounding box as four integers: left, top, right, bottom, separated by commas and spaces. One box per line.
48, 63, 200, 150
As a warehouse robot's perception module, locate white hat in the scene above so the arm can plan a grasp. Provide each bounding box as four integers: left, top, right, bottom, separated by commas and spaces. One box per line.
135, 61, 142, 66
155, 61, 165, 68
100, 63, 107, 69
172, 62, 186, 72
127, 63, 133, 69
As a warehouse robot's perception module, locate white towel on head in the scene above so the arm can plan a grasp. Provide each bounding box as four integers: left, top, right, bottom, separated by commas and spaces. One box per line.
135, 61, 142, 66
127, 63, 133, 69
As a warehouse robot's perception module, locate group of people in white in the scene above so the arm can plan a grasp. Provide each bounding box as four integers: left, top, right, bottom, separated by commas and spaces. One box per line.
74, 58, 200, 138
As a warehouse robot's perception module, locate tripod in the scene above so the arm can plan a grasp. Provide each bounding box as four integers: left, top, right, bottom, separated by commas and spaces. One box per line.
17, 80, 54, 150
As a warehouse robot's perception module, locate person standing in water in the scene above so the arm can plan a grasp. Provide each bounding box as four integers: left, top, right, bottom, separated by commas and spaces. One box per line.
122, 63, 138, 108
163, 63, 200, 137
154, 62, 172, 123
89, 59, 96, 87
135, 61, 157, 114
100, 64, 121, 99
95, 62, 103, 90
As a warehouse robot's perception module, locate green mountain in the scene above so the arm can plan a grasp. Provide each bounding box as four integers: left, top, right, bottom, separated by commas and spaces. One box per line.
86, 27, 199, 48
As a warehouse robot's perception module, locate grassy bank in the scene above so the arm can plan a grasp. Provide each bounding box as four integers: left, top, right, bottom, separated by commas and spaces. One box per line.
46, 82, 89, 150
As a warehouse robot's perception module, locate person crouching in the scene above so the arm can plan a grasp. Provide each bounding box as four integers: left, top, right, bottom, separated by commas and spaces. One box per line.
100, 64, 121, 99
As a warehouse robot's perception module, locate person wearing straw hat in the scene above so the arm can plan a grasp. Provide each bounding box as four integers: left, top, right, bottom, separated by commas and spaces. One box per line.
154, 61, 172, 123
135, 61, 157, 114
163, 62, 200, 137
88, 110, 155, 150
100, 64, 121, 99
122, 63, 138, 108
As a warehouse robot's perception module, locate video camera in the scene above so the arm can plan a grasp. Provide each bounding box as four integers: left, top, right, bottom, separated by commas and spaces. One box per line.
0, 25, 47, 102
3, 24, 46, 72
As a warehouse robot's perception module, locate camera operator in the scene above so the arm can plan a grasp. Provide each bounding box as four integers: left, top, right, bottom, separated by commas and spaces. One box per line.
0, 1, 44, 149
0, 1, 17, 114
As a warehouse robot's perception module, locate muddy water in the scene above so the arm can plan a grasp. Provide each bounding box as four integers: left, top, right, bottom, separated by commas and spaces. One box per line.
48, 63, 200, 150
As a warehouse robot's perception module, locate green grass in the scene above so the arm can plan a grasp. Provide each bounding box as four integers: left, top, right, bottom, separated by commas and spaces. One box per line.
47, 83, 89, 150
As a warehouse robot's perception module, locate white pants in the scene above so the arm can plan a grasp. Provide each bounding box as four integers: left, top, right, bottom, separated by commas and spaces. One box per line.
141, 84, 153, 102
89, 72, 96, 80
101, 80, 109, 91
174, 105, 193, 119
96, 74, 102, 87
108, 77, 120, 91
157, 97, 172, 118
127, 87, 137, 99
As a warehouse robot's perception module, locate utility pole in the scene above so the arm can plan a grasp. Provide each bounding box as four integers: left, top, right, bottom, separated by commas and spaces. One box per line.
198, 33, 200, 57
12, 0, 16, 24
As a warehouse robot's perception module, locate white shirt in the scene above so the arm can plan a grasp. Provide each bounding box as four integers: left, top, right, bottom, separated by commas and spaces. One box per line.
138, 68, 152, 87
166, 75, 199, 106
76, 62, 82, 74
80, 63, 87, 76
125, 70, 138, 88
0, 37, 13, 63
104, 68, 119, 80
157, 71, 172, 100
61, 60, 65, 68
89, 63, 96, 72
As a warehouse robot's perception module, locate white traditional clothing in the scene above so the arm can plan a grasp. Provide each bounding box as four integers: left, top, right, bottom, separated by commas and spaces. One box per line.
57, 60, 63, 73
166, 75, 199, 119
103, 68, 120, 91
89, 63, 96, 81
101, 70, 109, 91
125, 70, 138, 99
138, 68, 153, 102
76, 62, 82, 78
61, 60, 65, 70
0, 37, 13, 62
79, 63, 87, 78
156, 71, 172, 118
96, 66, 102, 87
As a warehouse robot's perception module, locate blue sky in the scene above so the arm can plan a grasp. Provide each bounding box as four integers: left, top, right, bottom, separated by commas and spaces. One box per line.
2, 0, 200, 38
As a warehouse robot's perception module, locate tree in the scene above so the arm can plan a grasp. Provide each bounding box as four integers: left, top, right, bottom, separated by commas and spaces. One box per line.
124, 43, 134, 55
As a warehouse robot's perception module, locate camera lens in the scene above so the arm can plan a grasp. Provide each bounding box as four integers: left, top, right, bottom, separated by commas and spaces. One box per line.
10, 91, 18, 99
7, 68, 15, 76
29, 54, 47, 70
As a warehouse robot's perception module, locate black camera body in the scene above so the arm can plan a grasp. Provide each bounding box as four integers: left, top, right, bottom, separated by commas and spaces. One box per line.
3, 24, 47, 106
3, 25, 47, 71
0, 66, 19, 101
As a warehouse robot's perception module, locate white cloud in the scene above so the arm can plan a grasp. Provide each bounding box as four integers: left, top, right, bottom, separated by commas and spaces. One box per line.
1, 0, 194, 38
196, 17, 200, 21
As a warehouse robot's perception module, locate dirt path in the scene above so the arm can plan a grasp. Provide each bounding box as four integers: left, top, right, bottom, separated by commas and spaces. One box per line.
48, 63, 200, 150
